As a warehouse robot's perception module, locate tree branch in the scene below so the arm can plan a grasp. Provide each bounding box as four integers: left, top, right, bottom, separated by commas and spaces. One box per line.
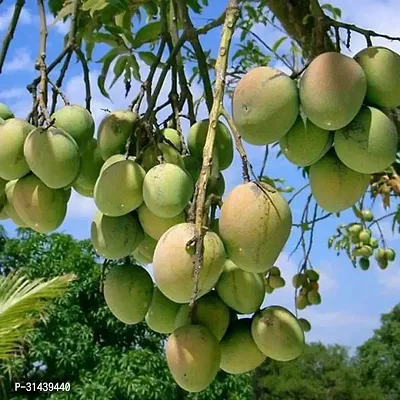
178, 1, 214, 113
0, 0, 25, 74
326, 17, 400, 46
189, 0, 240, 311
36, 0, 50, 124
27, 0, 81, 99
75, 48, 91, 112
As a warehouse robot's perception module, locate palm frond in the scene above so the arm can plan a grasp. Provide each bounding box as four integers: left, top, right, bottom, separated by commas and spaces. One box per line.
0, 270, 76, 360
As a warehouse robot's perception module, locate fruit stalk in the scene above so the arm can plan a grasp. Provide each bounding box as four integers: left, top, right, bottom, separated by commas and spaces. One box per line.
221, 108, 250, 182
189, 0, 240, 310
36, 0, 50, 124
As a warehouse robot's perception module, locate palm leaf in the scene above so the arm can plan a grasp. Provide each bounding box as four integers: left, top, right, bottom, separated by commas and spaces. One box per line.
0, 270, 76, 360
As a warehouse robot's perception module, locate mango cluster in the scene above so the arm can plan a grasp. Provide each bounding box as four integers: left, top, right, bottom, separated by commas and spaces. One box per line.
232, 47, 400, 214
0, 101, 307, 393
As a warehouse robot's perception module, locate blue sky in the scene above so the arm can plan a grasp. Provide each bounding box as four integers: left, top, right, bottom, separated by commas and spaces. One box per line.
0, 0, 399, 351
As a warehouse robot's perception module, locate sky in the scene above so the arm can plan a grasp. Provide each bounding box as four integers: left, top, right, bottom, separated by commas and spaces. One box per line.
0, 0, 399, 352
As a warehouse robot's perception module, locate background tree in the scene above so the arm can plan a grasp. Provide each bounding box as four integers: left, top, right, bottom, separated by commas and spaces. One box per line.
1, 228, 399, 399
253, 343, 384, 400
356, 304, 400, 400
0, 0, 400, 395
0, 229, 252, 400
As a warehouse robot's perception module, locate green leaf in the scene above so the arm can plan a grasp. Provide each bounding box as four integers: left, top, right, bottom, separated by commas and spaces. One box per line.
142, 1, 159, 21
127, 54, 141, 82
48, 0, 67, 16
0, 270, 75, 360
82, 0, 108, 17
301, 223, 310, 232
104, 24, 126, 36
186, 0, 202, 13
321, 3, 342, 19
97, 47, 129, 99
133, 21, 162, 48
138, 51, 158, 67
109, 55, 128, 89
51, 0, 73, 24
107, 0, 129, 12
114, 11, 135, 47
272, 36, 288, 53
92, 32, 120, 46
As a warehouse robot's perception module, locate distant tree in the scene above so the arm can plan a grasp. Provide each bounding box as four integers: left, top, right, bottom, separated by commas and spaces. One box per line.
0, 229, 252, 400
252, 342, 384, 400
356, 304, 400, 400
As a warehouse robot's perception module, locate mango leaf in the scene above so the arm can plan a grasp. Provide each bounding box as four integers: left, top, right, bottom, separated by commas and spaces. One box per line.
142, 1, 159, 21
48, 0, 67, 16
186, 0, 202, 13
51, 0, 73, 24
92, 32, 121, 46
114, 11, 135, 47
107, 0, 129, 12
109, 55, 129, 89
82, 0, 108, 17
321, 3, 342, 19
132, 21, 162, 48
104, 24, 125, 36
138, 51, 159, 67
272, 36, 288, 53
97, 47, 129, 99
127, 54, 141, 81
82, 20, 101, 61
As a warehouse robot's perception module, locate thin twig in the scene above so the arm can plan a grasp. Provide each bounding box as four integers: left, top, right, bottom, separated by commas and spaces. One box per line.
178, 1, 214, 113
74, 48, 91, 111
197, 11, 227, 35
258, 146, 269, 180
240, 26, 294, 71
48, 79, 70, 106
27, 0, 81, 115
327, 17, 400, 45
221, 108, 250, 182
143, 34, 187, 121
50, 51, 72, 114
0, 0, 25, 74
288, 184, 309, 204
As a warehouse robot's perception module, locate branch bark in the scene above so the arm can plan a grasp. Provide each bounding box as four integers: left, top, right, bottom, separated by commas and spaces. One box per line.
189, 0, 240, 310
265, 0, 334, 59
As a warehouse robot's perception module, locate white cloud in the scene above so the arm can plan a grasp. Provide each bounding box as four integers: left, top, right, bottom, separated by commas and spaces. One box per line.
301, 309, 379, 328
3, 48, 35, 72
66, 190, 97, 220
0, 87, 27, 100
332, 0, 400, 55
0, 6, 34, 31
377, 264, 400, 292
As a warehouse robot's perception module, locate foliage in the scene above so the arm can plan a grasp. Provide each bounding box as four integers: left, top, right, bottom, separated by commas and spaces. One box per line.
253, 343, 384, 400
0, 229, 252, 399
0, 0, 400, 394
0, 270, 75, 361
0, 230, 398, 398
356, 304, 400, 400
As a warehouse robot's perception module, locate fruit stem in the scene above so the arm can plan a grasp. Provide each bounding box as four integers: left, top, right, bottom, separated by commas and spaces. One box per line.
188, 0, 240, 315
36, 0, 51, 125
221, 108, 251, 183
